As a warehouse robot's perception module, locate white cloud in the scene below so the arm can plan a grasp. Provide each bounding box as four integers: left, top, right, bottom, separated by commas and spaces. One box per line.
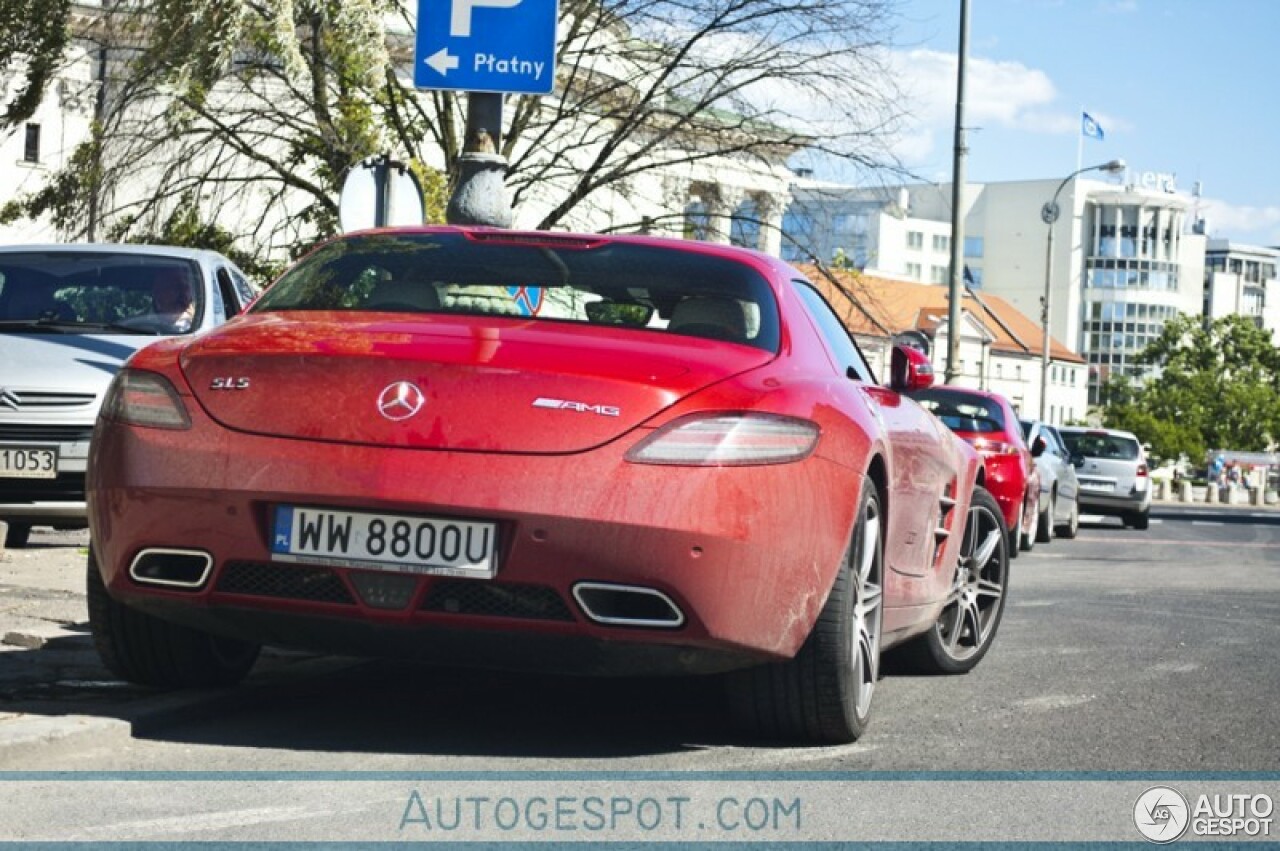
1196, 197, 1280, 246
884, 48, 1131, 167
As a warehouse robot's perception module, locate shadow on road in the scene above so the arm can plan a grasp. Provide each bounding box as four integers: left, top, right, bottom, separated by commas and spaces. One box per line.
142, 660, 751, 758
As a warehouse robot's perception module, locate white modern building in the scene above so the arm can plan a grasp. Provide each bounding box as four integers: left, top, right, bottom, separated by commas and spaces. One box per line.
787, 174, 1208, 404
1203, 239, 1280, 343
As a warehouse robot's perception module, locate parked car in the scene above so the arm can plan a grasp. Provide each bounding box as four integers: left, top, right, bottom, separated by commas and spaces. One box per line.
907, 386, 1040, 555
1057, 427, 1151, 529
1019, 420, 1080, 540
0, 244, 257, 548
86, 227, 1011, 744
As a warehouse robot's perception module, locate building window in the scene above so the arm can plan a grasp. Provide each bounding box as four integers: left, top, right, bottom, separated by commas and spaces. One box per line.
905, 262, 922, 280
780, 208, 814, 261
930, 265, 948, 284
906, 231, 923, 250
683, 200, 709, 242
23, 124, 40, 163
932, 234, 950, 253
729, 199, 760, 250
964, 236, 984, 258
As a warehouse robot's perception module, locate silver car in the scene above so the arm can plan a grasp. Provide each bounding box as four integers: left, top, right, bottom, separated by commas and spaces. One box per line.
0, 244, 257, 547
1057, 426, 1151, 530
1020, 420, 1080, 540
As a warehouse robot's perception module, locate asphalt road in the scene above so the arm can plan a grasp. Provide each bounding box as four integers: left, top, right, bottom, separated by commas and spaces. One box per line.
1, 505, 1277, 841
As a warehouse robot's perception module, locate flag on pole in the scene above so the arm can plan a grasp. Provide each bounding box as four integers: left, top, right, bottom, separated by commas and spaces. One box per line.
1081, 111, 1105, 141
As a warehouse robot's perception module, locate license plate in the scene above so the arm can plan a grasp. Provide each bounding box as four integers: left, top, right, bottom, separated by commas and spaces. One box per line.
1079, 479, 1112, 492
270, 505, 498, 577
0, 446, 58, 479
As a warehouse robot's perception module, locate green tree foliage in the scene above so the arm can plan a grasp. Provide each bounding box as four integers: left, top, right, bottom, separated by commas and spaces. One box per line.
0, 0, 71, 127
1100, 315, 1280, 461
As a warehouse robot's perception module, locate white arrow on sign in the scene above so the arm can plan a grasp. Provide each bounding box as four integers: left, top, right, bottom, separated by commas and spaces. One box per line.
425, 47, 459, 76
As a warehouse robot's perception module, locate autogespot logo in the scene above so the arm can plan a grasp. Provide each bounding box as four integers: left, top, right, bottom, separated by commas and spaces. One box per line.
1134, 786, 1191, 844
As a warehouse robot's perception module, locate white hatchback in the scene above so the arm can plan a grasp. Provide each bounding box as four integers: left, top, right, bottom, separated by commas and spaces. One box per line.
0, 244, 258, 547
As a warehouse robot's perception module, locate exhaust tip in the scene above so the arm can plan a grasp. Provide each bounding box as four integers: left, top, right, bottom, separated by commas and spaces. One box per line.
128, 549, 213, 590
572, 582, 685, 629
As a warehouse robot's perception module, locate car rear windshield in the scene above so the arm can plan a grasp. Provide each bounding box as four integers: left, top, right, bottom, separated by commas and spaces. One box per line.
0, 252, 202, 333
251, 232, 780, 352
908, 388, 1006, 434
1060, 431, 1140, 460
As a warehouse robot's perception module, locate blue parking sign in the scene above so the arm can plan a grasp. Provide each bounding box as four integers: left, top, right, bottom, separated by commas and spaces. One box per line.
415, 0, 559, 95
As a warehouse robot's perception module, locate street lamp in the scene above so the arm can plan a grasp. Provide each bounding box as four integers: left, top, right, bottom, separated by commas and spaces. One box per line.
1039, 158, 1126, 422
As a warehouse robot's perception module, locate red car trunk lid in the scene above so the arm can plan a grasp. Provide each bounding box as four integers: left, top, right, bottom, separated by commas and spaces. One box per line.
180, 313, 773, 453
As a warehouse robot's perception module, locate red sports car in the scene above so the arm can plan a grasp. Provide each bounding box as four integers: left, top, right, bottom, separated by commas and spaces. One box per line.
87, 228, 1010, 743
906, 386, 1042, 555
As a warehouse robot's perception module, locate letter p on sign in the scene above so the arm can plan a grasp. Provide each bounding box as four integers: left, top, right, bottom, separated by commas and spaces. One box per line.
451, 0, 523, 37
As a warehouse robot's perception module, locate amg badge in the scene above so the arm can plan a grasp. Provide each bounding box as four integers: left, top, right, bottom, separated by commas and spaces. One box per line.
532, 397, 621, 417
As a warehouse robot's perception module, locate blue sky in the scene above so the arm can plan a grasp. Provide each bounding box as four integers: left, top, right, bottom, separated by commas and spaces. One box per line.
861, 0, 1279, 246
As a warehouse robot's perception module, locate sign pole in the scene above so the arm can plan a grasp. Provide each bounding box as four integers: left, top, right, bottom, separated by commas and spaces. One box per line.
445, 92, 514, 227
415, 0, 559, 229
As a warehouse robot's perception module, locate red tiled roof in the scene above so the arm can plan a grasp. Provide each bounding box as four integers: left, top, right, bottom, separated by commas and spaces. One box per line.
798, 265, 1084, 364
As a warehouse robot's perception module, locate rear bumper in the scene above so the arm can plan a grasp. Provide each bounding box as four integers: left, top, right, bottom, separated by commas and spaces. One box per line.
981, 459, 1026, 531
1078, 490, 1150, 515
0, 433, 91, 525
88, 410, 864, 673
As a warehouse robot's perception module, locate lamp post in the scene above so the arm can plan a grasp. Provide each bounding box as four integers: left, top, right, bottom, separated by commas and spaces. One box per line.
1039, 158, 1126, 422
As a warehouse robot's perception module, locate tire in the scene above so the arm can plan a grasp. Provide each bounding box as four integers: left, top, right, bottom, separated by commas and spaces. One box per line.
87, 550, 259, 688
1035, 494, 1054, 543
1055, 498, 1079, 539
1126, 509, 1150, 531
1019, 499, 1037, 552
1007, 528, 1019, 559
4, 523, 31, 549
900, 486, 1009, 675
727, 479, 884, 743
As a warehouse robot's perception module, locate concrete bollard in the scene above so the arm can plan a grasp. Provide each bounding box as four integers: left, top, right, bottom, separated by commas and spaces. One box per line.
1206, 483, 1219, 504
1251, 486, 1264, 506
1179, 481, 1193, 503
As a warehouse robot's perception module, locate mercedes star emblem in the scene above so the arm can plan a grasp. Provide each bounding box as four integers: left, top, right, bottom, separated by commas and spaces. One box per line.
377, 381, 425, 421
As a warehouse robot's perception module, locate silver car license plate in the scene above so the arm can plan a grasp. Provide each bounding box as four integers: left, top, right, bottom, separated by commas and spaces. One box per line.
270, 505, 498, 577
0, 446, 58, 479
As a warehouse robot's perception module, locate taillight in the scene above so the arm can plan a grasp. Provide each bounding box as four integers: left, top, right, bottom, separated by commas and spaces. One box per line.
626, 414, 820, 466
101, 369, 191, 430
963, 437, 1020, 456
1137, 462, 1148, 477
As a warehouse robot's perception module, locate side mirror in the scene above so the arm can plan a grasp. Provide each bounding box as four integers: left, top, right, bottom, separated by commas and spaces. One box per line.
1071, 453, 1086, 468
1031, 436, 1047, 458
889, 344, 935, 393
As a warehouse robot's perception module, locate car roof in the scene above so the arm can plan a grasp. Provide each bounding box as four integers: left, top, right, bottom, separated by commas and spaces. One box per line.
331, 225, 795, 283
1057, 426, 1140, 441
0, 243, 228, 263
929, 384, 1007, 402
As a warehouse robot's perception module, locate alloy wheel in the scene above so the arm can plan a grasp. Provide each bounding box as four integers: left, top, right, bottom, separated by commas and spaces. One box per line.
937, 500, 1006, 660
851, 498, 883, 718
